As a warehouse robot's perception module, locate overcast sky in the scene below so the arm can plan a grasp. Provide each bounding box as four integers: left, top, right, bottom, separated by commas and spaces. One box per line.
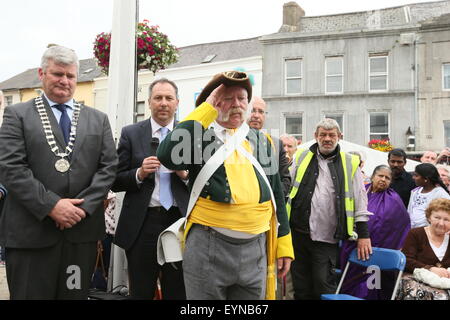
0, 0, 440, 82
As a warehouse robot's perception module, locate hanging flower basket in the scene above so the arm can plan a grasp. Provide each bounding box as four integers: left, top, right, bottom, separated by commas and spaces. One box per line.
93, 19, 179, 75
368, 139, 394, 152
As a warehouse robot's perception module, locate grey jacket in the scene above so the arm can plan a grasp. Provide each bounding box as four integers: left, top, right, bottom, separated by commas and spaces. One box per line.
0, 96, 118, 248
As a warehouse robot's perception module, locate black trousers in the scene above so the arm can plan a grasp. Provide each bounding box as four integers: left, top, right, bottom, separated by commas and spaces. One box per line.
125, 206, 185, 300
6, 239, 97, 300
290, 230, 339, 300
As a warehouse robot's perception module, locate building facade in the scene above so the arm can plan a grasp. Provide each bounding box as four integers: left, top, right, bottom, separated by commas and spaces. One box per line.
416, 13, 450, 150
1, 2, 449, 152
93, 37, 262, 139
261, 1, 450, 151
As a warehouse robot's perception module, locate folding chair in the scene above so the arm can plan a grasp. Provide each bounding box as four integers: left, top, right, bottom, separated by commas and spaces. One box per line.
321, 247, 406, 300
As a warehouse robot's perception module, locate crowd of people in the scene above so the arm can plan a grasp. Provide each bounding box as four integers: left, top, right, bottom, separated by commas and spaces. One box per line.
0, 45, 449, 300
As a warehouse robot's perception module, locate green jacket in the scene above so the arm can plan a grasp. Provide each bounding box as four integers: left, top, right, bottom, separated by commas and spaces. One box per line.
157, 102, 293, 258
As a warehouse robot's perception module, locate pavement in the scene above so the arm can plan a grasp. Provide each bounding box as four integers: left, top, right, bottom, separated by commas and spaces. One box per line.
0, 265, 9, 300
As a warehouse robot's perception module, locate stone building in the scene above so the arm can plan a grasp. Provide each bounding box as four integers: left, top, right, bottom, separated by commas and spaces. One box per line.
261, 1, 450, 151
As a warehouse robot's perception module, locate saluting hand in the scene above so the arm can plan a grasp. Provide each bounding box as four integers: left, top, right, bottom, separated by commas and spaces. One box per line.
205, 84, 226, 111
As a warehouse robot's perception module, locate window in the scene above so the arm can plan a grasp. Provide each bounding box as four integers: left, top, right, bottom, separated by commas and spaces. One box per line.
369, 55, 388, 91
369, 112, 389, 141
285, 58, 302, 94
325, 57, 343, 94
134, 101, 145, 123
5, 96, 13, 106
324, 113, 344, 134
285, 114, 303, 142
443, 63, 450, 91
445, 121, 450, 148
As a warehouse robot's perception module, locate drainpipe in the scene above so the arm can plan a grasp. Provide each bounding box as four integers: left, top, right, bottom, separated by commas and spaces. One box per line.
413, 34, 419, 151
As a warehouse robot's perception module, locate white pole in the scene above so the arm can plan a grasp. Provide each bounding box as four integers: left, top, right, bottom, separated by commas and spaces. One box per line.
0, 90, 4, 127
107, 0, 137, 140
106, 0, 138, 294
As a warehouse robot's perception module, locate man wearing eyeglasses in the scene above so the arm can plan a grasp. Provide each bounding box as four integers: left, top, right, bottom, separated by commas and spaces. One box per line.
286, 118, 372, 300
157, 71, 294, 300
248, 96, 291, 197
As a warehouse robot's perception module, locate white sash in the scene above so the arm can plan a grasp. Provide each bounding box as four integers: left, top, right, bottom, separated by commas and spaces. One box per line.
157, 123, 277, 265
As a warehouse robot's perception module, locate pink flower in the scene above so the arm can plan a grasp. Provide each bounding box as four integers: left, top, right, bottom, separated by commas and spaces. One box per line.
137, 38, 145, 49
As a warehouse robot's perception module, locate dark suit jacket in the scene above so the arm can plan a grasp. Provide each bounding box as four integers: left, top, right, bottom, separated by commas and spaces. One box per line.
0, 96, 118, 248
112, 118, 189, 251
273, 137, 291, 197
0, 183, 6, 216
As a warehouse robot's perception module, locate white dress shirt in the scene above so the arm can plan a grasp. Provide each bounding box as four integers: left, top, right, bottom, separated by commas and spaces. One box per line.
136, 117, 177, 208
44, 93, 74, 123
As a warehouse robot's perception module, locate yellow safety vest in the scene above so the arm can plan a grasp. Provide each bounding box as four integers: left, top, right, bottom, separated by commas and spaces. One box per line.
286, 148, 360, 238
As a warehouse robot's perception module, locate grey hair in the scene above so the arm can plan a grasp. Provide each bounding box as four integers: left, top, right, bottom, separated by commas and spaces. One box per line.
148, 78, 179, 100
371, 164, 392, 179
436, 164, 450, 178
315, 118, 341, 134
280, 133, 298, 146
41, 45, 79, 74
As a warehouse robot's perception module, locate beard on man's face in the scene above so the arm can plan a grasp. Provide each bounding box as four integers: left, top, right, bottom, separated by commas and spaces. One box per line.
391, 166, 403, 177
318, 141, 338, 155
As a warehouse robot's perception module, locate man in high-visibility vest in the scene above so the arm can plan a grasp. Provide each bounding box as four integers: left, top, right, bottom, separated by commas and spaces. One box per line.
287, 118, 372, 300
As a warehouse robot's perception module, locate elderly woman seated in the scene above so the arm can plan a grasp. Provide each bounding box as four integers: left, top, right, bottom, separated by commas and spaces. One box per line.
398, 198, 450, 300
339, 165, 411, 299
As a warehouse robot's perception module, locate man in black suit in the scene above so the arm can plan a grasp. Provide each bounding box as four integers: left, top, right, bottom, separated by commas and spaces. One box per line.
0, 46, 117, 299
112, 78, 189, 300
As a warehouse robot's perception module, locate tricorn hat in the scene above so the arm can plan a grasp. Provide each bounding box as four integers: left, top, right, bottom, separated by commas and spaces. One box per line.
195, 71, 252, 107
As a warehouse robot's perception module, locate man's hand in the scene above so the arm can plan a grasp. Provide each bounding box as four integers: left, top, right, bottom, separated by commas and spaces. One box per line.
436, 148, 450, 164
205, 84, 226, 110
175, 170, 189, 180
277, 257, 292, 278
49, 199, 86, 230
137, 156, 161, 181
357, 238, 372, 261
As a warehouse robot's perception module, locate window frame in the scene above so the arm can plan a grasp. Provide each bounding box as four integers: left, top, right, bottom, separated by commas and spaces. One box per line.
444, 120, 450, 148
5, 95, 13, 106
368, 111, 390, 141
443, 63, 450, 91
283, 112, 303, 142
369, 55, 389, 92
134, 101, 146, 123
284, 58, 303, 95
325, 56, 344, 94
